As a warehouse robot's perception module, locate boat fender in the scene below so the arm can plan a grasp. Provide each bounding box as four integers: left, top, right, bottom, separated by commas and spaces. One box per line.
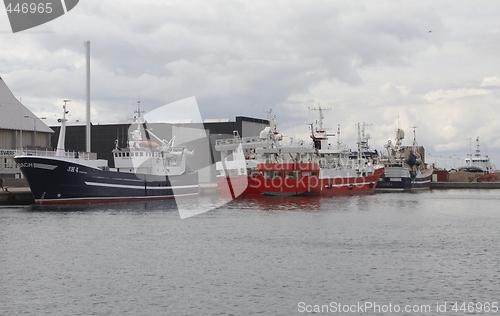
369, 182, 374, 188
349, 184, 354, 190
327, 183, 333, 189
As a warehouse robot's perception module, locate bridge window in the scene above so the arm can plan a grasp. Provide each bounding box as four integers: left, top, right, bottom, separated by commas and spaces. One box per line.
286, 171, 300, 178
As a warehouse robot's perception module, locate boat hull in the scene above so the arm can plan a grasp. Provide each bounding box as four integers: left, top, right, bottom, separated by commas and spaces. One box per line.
216, 174, 261, 197
15, 156, 198, 205
376, 167, 432, 192
254, 163, 384, 196
305, 168, 383, 196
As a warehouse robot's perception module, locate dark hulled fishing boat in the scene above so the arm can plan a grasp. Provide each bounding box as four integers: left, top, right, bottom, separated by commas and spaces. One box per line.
14, 102, 198, 204
377, 127, 432, 191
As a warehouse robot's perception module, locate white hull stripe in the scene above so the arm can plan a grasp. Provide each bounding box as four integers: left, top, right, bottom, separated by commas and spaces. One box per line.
411, 180, 431, 184
323, 181, 375, 187
33, 163, 58, 170
84, 181, 198, 190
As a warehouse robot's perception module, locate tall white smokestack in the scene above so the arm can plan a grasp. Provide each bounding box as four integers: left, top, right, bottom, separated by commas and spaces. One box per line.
84, 40, 91, 153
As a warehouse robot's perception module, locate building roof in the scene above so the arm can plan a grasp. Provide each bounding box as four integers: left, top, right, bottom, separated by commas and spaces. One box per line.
236, 116, 269, 124
0, 76, 53, 133
203, 118, 230, 123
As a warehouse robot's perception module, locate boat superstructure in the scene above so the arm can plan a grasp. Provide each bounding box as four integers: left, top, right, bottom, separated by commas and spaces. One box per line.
214, 109, 292, 197
459, 137, 495, 172
377, 126, 432, 191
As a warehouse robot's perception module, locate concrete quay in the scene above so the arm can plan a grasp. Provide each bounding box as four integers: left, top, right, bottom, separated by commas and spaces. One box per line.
430, 182, 500, 189
0, 187, 34, 205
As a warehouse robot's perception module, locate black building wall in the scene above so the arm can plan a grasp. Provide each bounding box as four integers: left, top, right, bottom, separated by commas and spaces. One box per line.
51, 124, 131, 168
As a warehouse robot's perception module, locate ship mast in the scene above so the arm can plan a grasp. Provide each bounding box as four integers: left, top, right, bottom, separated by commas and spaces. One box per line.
357, 122, 372, 164
411, 126, 418, 152
474, 137, 481, 157
55, 100, 70, 157
263, 108, 277, 134
308, 104, 330, 132
134, 100, 144, 122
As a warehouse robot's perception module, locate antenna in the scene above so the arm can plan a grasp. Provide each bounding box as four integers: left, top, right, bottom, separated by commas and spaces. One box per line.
475, 136, 481, 157
308, 104, 331, 131
411, 125, 418, 150
263, 108, 277, 133
134, 101, 144, 121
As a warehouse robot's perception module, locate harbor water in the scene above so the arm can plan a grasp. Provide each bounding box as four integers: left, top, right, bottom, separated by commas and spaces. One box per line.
1, 189, 500, 315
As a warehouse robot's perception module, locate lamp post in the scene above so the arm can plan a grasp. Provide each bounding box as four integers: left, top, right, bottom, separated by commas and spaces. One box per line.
24, 115, 36, 147
40, 117, 47, 147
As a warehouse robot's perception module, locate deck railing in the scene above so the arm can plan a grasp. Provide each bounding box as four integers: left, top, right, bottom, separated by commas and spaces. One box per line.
20, 149, 93, 160
215, 135, 306, 148
215, 136, 265, 147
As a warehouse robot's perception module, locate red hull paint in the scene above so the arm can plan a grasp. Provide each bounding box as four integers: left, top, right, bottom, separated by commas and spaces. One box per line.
306, 168, 383, 196
253, 162, 320, 195
216, 175, 261, 197
252, 175, 310, 196
255, 164, 384, 196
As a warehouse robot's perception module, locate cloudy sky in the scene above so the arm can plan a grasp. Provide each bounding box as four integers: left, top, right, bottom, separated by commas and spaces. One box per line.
1, 0, 500, 168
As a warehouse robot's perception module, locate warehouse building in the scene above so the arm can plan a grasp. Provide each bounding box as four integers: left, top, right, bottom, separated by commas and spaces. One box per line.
0, 77, 53, 178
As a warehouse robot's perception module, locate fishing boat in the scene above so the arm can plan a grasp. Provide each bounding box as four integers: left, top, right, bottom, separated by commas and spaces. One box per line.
377, 126, 432, 191
14, 101, 198, 204
458, 137, 495, 173
252, 107, 384, 196
214, 133, 262, 197
214, 109, 286, 197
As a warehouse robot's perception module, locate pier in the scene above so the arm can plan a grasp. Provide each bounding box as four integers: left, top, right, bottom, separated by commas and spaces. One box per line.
0, 188, 34, 205
430, 182, 500, 189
